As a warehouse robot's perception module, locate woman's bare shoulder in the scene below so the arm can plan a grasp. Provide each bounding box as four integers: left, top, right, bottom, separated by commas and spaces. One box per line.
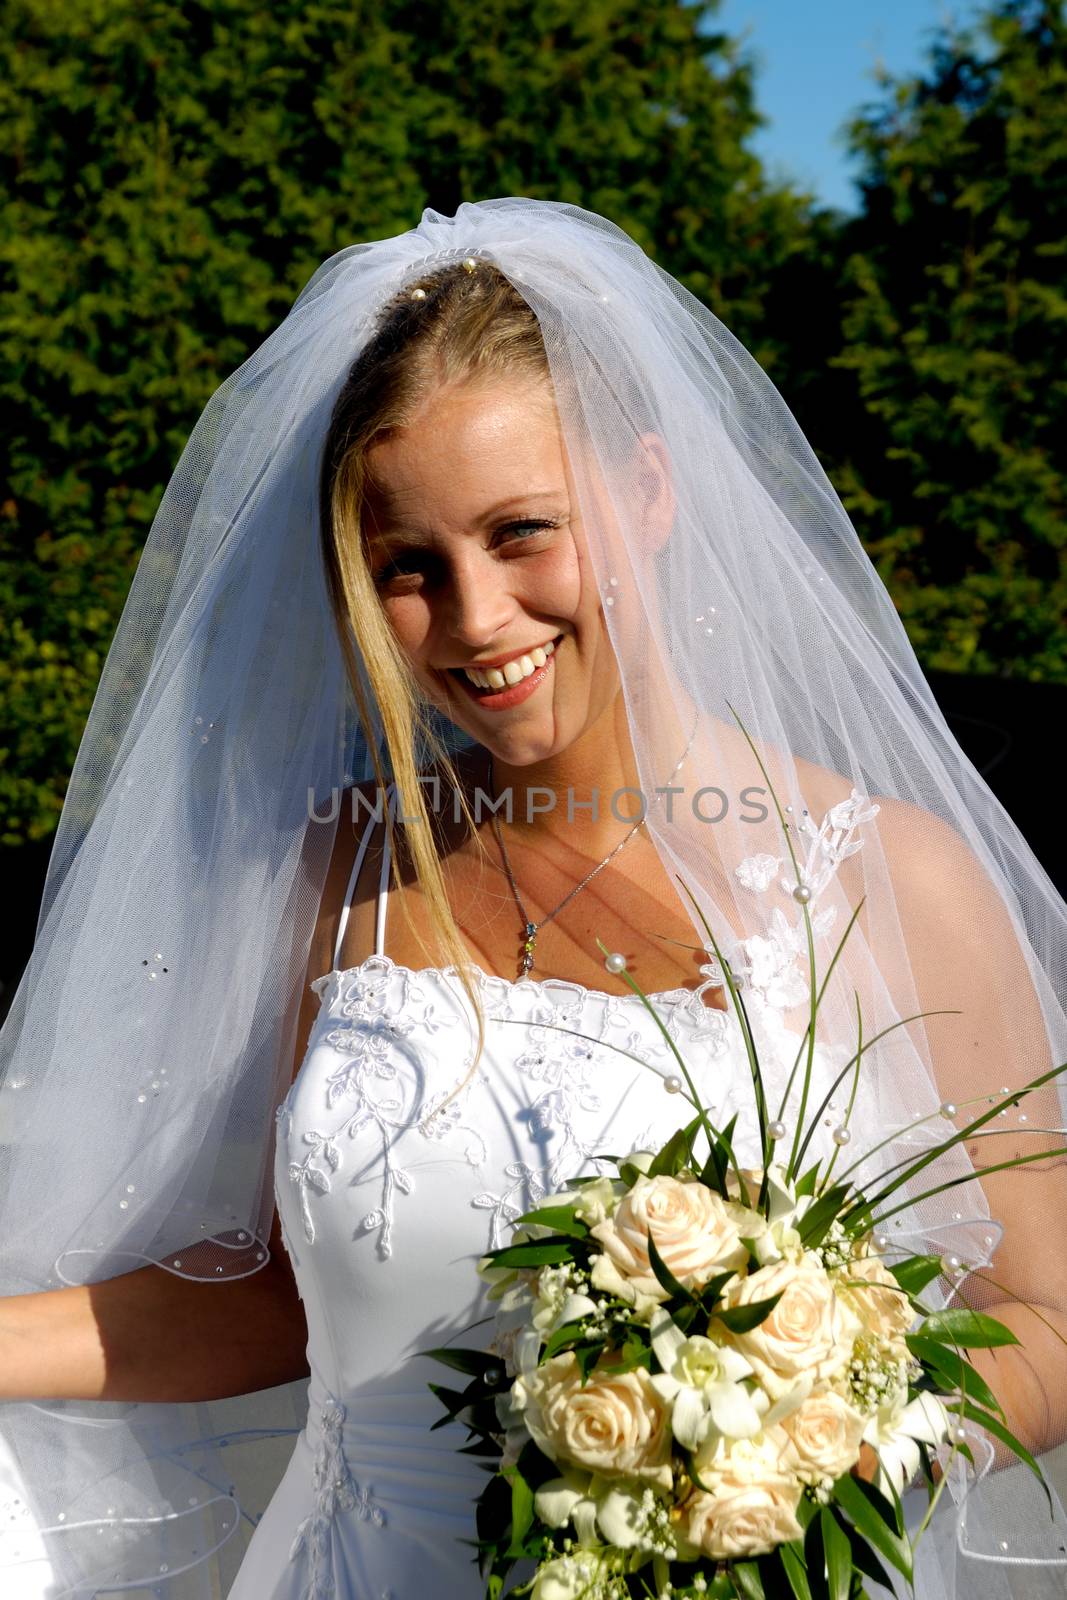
307, 777, 391, 981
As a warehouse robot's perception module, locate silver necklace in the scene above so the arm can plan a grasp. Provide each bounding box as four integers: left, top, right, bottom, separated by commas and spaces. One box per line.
487, 716, 698, 978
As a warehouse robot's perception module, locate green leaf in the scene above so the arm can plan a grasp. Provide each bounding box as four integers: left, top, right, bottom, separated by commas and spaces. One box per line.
700, 1111, 740, 1194
614, 1332, 653, 1372
918, 1309, 1020, 1349
576, 1342, 601, 1382
510, 1204, 590, 1237
648, 1112, 704, 1178
427, 1381, 469, 1420
647, 1229, 696, 1302
485, 1240, 577, 1269
503, 1463, 535, 1557
732, 1559, 766, 1600
831, 1474, 913, 1582
948, 1398, 1053, 1510
541, 1319, 592, 1359
423, 1346, 503, 1379
829, 1505, 901, 1594
618, 1161, 646, 1187
716, 1290, 785, 1333
803, 1511, 830, 1600
888, 1254, 944, 1296
778, 1541, 814, 1600
795, 1163, 822, 1198
820, 1505, 853, 1600
699, 1269, 740, 1310
797, 1183, 853, 1248
672, 1299, 702, 1333
905, 1332, 1001, 1412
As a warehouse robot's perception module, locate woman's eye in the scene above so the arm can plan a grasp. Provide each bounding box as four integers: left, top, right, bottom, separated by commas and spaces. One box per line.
371, 520, 558, 588
372, 556, 423, 588
495, 519, 558, 546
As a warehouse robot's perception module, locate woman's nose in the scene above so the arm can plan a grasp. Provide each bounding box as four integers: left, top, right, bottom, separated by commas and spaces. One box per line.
443, 559, 516, 648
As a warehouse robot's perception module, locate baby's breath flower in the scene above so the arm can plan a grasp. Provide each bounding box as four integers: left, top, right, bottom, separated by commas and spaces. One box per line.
813, 1219, 852, 1272
848, 1336, 909, 1412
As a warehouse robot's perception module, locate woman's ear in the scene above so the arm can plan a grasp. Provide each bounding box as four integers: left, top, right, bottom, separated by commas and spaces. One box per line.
635, 432, 676, 555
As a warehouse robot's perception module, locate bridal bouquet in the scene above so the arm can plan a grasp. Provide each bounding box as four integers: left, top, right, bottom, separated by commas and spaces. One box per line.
428, 716, 1067, 1600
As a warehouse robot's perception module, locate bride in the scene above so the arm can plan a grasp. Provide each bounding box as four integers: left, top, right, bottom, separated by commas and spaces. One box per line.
1, 199, 1066, 1600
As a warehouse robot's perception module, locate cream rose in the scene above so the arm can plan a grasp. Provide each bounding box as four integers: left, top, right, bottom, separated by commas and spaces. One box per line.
781, 1390, 868, 1481
527, 1352, 673, 1487
719, 1255, 860, 1399
589, 1174, 752, 1300
694, 1421, 801, 1487
836, 1249, 916, 1347
684, 1479, 804, 1560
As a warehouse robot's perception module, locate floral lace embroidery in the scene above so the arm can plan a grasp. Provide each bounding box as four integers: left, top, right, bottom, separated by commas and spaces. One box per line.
277, 788, 879, 1260
733, 787, 880, 1010
472, 1160, 548, 1250
288, 1391, 385, 1599
283, 961, 486, 1258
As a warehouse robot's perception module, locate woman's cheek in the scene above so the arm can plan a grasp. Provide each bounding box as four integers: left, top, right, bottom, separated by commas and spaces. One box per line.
380, 594, 434, 673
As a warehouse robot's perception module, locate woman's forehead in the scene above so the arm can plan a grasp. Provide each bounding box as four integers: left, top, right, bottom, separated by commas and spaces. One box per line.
364, 386, 571, 530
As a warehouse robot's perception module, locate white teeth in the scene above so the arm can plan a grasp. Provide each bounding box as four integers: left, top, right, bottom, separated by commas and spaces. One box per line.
461, 639, 558, 690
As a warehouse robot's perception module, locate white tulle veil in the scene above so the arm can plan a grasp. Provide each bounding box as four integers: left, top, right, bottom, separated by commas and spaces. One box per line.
1, 197, 1066, 1599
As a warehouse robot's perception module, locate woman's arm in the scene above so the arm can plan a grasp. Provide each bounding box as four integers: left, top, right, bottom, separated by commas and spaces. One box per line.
0, 1205, 309, 1403
867, 800, 1067, 1465
0, 932, 334, 1406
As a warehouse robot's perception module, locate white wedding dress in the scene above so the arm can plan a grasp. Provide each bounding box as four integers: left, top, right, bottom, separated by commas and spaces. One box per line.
225, 800, 956, 1600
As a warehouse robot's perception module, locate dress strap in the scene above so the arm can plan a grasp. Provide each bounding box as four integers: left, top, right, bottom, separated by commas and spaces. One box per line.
331, 785, 392, 972
375, 784, 396, 958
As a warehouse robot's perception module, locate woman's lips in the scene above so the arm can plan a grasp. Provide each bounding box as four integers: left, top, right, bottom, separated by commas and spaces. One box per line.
447, 639, 559, 712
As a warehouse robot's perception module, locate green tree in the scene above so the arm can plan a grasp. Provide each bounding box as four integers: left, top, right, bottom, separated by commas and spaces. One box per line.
830, 0, 1067, 680
0, 0, 819, 846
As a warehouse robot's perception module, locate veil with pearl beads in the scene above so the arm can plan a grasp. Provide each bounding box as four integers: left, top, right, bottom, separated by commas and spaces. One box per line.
1, 196, 1066, 1598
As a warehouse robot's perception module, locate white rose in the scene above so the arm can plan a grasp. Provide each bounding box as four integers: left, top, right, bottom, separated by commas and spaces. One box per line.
781, 1389, 868, 1481
684, 1478, 804, 1560
531, 1553, 603, 1600
836, 1248, 916, 1348
720, 1254, 860, 1400
589, 1253, 662, 1322
590, 1174, 751, 1300
571, 1176, 625, 1226
694, 1422, 801, 1488
526, 1352, 673, 1489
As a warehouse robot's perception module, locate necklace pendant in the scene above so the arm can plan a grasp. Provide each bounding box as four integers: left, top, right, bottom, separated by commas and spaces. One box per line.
519, 924, 537, 978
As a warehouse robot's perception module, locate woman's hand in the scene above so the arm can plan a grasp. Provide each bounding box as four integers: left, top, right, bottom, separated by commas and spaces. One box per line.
850, 1438, 945, 1491
851, 1441, 880, 1484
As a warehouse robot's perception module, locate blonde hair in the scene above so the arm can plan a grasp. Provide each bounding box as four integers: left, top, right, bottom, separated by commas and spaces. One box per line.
318, 258, 554, 1071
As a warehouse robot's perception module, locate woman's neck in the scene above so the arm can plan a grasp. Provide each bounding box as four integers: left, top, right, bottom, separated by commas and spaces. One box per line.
480, 692, 694, 857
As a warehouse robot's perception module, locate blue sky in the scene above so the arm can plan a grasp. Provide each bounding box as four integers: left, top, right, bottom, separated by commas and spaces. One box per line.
706, 0, 993, 213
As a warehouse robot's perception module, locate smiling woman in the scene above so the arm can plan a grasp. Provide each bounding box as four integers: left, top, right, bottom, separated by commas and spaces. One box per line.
1, 200, 1067, 1600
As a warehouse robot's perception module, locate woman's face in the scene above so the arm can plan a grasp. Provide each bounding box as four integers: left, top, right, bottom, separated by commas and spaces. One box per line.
362, 377, 625, 768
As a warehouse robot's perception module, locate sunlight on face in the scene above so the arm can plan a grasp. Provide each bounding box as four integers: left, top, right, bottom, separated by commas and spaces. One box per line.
362, 378, 622, 767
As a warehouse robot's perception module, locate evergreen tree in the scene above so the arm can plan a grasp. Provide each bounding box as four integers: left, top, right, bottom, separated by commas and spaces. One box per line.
0, 0, 815, 846
832, 0, 1067, 680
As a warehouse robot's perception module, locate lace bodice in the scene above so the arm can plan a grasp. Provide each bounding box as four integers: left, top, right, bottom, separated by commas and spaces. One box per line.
228, 788, 880, 1600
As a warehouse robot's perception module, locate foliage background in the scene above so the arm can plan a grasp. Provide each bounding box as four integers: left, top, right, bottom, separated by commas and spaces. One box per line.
1, 0, 1064, 851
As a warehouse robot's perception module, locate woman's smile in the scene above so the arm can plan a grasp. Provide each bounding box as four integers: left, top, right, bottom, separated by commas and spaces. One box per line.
445, 634, 562, 711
